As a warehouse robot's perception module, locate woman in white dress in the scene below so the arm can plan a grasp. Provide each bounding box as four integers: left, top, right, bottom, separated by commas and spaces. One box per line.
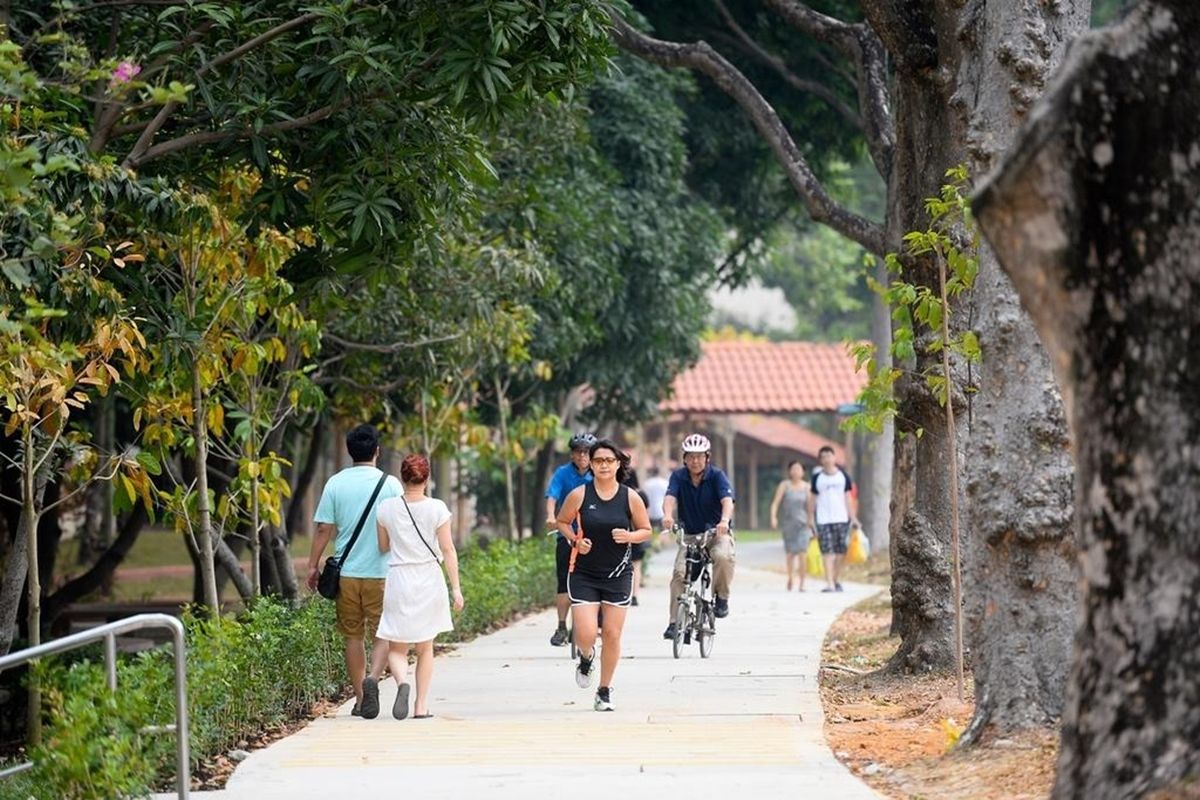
375, 454, 463, 719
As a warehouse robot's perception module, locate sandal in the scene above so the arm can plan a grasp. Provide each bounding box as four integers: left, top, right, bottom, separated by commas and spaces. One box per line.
413, 712, 434, 719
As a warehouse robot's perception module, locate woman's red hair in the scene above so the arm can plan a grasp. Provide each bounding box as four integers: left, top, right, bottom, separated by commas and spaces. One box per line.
400, 454, 430, 485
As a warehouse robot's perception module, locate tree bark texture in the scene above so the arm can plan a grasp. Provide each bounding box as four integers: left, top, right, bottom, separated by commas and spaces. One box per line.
877, 30, 961, 672
974, 3, 1200, 794
954, 0, 1087, 739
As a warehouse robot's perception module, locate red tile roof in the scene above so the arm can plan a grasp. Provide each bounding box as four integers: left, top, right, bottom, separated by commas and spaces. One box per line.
661, 341, 866, 414
731, 415, 846, 462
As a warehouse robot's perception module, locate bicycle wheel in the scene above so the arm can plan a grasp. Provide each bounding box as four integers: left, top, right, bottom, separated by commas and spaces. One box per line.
672, 601, 688, 659
698, 602, 715, 659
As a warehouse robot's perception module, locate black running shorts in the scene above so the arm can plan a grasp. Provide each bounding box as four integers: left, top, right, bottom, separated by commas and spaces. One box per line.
567, 570, 633, 607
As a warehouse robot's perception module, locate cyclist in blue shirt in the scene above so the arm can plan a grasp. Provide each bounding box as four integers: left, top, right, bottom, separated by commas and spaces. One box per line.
544, 432, 596, 646
660, 433, 736, 640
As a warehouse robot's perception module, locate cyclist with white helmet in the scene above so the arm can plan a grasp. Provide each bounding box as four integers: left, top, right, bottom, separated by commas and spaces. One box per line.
544, 432, 596, 646
660, 433, 736, 640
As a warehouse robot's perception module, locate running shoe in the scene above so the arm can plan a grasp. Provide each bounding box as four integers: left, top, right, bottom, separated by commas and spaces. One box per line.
662, 622, 677, 640
594, 686, 614, 712
835, 582, 844, 592
575, 650, 595, 688
550, 624, 569, 647
714, 596, 729, 618
360, 676, 380, 719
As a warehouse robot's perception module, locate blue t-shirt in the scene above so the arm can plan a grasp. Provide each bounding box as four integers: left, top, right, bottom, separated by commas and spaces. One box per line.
666, 465, 735, 534
545, 463, 593, 512
313, 466, 403, 579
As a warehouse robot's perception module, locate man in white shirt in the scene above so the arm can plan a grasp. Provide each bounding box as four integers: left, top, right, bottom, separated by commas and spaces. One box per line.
806, 446, 859, 592
642, 466, 669, 529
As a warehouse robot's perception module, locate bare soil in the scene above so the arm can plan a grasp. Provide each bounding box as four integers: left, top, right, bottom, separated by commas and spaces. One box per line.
821, 592, 1059, 800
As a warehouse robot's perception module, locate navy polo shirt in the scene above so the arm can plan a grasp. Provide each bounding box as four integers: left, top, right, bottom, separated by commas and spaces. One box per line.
666, 465, 735, 534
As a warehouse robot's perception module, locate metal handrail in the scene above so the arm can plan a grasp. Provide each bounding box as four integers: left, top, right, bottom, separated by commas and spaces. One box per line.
0, 613, 190, 798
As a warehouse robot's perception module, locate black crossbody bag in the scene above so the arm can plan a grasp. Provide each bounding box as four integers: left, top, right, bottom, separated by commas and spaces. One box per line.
317, 473, 388, 600
401, 496, 441, 562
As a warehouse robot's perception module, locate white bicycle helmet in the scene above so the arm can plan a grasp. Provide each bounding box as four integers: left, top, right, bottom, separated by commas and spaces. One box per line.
681, 433, 711, 453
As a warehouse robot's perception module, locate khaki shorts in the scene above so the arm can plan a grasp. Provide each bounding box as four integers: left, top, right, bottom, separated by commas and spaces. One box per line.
335, 577, 385, 639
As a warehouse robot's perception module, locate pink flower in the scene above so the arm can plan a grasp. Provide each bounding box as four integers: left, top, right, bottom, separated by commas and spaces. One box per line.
110, 61, 141, 85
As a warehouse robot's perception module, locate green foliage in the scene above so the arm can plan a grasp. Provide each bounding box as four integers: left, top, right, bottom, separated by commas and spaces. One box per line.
754, 158, 884, 342
845, 166, 981, 435
15, 539, 555, 799
23, 598, 342, 800
445, 537, 556, 641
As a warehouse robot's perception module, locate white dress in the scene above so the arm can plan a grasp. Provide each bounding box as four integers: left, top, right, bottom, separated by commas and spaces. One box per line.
375, 495, 453, 643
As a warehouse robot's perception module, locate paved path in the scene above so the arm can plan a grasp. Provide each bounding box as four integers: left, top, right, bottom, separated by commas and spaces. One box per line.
176, 541, 881, 799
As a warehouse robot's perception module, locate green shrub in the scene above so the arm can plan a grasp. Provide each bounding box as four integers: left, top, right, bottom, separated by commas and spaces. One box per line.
9, 535, 554, 799
446, 536, 556, 642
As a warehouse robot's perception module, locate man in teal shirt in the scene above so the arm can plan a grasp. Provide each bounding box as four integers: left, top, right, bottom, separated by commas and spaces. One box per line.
306, 424, 402, 719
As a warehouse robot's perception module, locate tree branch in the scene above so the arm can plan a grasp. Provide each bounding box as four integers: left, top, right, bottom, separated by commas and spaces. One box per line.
608, 10, 886, 256
712, 0, 863, 131
127, 96, 357, 167
90, 20, 218, 153
122, 11, 322, 166
760, 0, 895, 178
322, 331, 464, 355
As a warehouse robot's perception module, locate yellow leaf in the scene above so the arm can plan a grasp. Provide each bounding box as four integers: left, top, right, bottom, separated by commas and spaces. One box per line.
940, 717, 964, 752
206, 403, 225, 436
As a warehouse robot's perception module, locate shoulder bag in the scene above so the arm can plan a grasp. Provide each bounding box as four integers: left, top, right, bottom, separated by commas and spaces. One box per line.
317, 473, 389, 600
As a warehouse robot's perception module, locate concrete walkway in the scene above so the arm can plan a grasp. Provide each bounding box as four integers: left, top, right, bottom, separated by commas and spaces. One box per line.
178, 541, 881, 799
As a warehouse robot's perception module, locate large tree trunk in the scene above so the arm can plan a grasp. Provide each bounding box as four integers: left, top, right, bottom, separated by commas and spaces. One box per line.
876, 22, 961, 671
956, 0, 1087, 739
975, 3, 1200, 794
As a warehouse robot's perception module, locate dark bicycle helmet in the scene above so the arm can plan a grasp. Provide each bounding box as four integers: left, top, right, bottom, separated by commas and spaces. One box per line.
568, 432, 597, 450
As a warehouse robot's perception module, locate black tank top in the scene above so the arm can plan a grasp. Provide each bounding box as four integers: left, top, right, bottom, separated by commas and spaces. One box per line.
576, 482, 632, 578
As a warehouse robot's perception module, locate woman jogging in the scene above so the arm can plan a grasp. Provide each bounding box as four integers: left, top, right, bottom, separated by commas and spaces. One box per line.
556, 439, 652, 711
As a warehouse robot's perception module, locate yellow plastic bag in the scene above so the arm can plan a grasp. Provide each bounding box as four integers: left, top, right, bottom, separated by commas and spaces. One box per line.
847, 526, 868, 566
806, 537, 824, 577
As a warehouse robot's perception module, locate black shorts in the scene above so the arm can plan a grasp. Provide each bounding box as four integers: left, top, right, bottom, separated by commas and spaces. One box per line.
630, 542, 646, 561
556, 536, 572, 593
817, 522, 851, 555
567, 570, 633, 607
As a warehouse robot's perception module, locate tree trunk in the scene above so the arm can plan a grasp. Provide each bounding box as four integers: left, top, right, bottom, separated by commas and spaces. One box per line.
878, 34, 962, 672
285, 417, 325, 541
953, 0, 1088, 740
21, 426, 42, 745
976, 3, 1200, 794
191, 365, 220, 610
265, 524, 298, 599
0, 509, 29, 657
214, 536, 254, 603
530, 442, 554, 536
